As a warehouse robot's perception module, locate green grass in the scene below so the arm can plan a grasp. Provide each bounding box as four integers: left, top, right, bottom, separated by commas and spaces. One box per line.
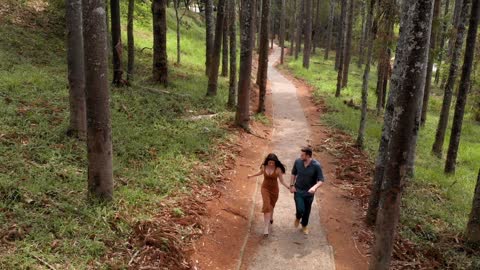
286, 50, 480, 268
0, 1, 232, 268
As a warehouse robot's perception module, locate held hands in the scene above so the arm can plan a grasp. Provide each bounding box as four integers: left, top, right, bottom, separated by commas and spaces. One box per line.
289, 186, 296, 193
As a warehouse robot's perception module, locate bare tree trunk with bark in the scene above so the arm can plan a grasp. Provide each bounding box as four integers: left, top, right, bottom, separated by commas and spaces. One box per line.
257, 0, 270, 112
335, 0, 347, 97
82, 0, 114, 201
303, 0, 313, 68
341, 0, 354, 87
370, 0, 433, 267
358, 0, 367, 67
222, 6, 229, 77
356, 0, 375, 148
174, 0, 182, 64
236, 0, 255, 129
280, 0, 286, 63
153, 0, 168, 86
325, 0, 335, 60
466, 168, 480, 245
207, 0, 226, 96
312, 0, 320, 54
295, 0, 304, 59
445, 0, 479, 173
435, 0, 450, 84
421, 0, 440, 125
432, 0, 470, 158
66, 0, 87, 140
111, 0, 125, 86
127, 0, 135, 81
289, 0, 297, 55
228, 0, 237, 107
205, 0, 214, 75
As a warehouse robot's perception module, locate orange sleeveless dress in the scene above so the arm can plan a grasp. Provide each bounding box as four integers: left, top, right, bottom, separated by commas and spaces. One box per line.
261, 169, 279, 213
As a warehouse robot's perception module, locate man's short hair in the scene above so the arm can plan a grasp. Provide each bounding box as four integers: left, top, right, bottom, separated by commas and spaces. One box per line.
301, 146, 313, 157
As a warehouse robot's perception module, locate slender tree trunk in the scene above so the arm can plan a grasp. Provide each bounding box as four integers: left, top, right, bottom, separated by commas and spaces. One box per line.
358, 0, 366, 67
445, 0, 479, 173
222, 7, 229, 77
111, 0, 125, 86
82, 0, 114, 201
303, 0, 313, 68
289, 0, 296, 55
257, 0, 270, 112
325, 0, 335, 60
236, 0, 255, 129
207, 0, 226, 96
335, 0, 345, 70
421, 0, 441, 125
341, 0, 354, 87
432, 0, 470, 158
441, 0, 464, 87
295, 0, 304, 59
254, 0, 259, 51
175, 0, 181, 64
312, 0, 320, 54
153, 0, 168, 86
370, 0, 433, 267
280, 0, 286, 63
435, 0, 450, 84
466, 168, 480, 244
228, 0, 237, 107
66, 0, 87, 139
356, 0, 375, 148
127, 0, 135, 81
335, 0, 347, 97
205, 0, 214, 75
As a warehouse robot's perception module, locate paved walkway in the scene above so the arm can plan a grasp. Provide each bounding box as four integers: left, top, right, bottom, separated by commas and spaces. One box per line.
245, 46, 336, 270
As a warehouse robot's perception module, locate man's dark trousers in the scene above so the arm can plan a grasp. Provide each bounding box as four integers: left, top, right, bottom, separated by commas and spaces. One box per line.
294, 190, 314, 227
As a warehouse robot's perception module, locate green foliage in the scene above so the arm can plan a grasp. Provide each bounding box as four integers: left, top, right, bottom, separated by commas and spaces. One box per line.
0, 1, 231, 268
287, 50, 480, 269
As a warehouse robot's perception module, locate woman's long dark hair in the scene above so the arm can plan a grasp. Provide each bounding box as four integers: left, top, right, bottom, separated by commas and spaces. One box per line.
262, 153, 286, 173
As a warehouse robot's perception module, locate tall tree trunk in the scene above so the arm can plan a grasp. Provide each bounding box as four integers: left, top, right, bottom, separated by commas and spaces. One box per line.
257, 0, 270, 112
325, 0, 335, 60
127, 0, 135, 81
153, 0, 168, 86
222, 7, 229, 77
445, 0, 479, 173
228, 0, 237, 107
466, 168, 480, 244
357, 0, 366, 67
66, 0, 86, 139
82, 0, 114, 201
280, 0, 286, 63
335, 0, 345, 70
205, 0, 214, 75
236, 0, 255, 129
174, 0, 181, 64
65, 0, 87, 140
207, 0, 226, 96
254, 0, 259, 51
356, 0, 375, 148
432, 0, 470, 158
111, 0, 125, 86
341, 0, 354, 87
295, 0, 304, 59
370, 0, 433, 268
421, 0, 441, 125
441, 0, 464, 87
289, 0, 297, 55
435, 0, 450, 84
303, 0, 313, 68
312, 0, 320, 54
335, 0, 347, 97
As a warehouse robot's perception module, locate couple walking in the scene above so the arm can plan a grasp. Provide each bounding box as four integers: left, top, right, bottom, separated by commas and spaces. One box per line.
247, 146, 325, 236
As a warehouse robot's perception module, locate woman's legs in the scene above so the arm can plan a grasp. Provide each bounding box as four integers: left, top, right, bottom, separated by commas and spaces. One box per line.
263, 212, 272, 235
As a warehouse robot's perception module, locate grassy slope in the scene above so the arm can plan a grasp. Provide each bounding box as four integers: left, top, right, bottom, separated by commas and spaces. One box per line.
0, 1, 231, 268
285, 51, 480, 268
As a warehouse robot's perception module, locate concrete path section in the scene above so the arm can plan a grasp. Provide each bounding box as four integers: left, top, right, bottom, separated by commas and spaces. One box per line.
245, 46, 336, 270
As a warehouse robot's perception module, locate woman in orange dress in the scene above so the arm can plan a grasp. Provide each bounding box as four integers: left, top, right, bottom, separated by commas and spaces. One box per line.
248, 153, 289, 236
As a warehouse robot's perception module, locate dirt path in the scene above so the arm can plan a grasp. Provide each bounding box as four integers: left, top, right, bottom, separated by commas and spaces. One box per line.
238, 46, 335, 270
190, 45, 370, 270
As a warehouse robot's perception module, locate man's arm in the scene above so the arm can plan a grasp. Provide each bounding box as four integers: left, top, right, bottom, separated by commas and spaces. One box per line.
308, 164, 325, 194
290, 161, 298, 193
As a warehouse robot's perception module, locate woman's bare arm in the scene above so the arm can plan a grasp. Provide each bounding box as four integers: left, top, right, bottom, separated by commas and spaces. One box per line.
247, 167, 264, 178
276, 168, 289, 189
